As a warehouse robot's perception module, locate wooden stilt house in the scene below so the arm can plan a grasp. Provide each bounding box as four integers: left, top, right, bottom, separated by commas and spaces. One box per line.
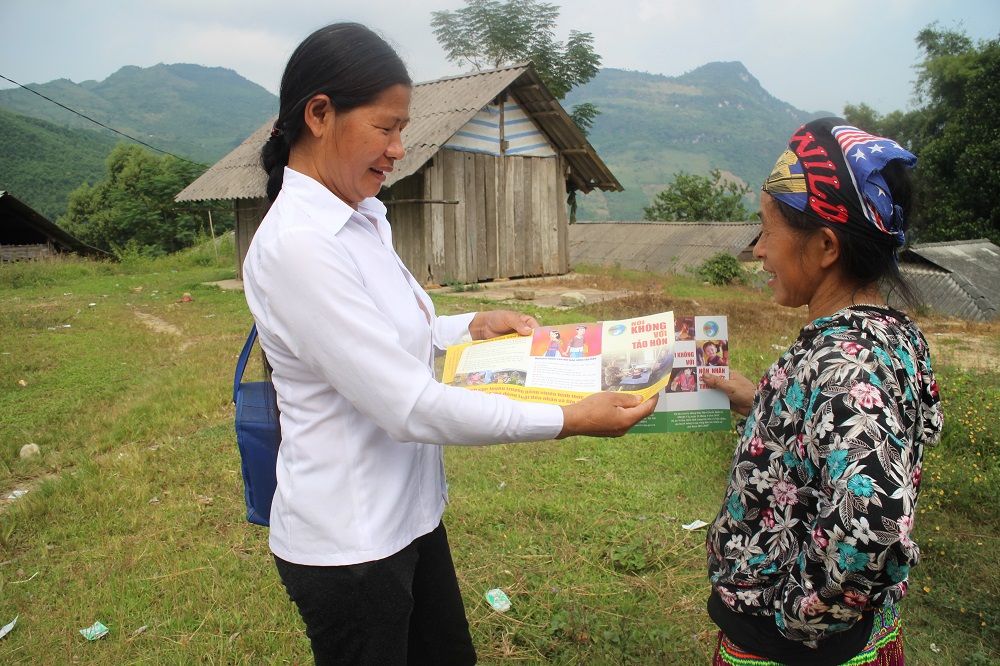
175, 63, 621, 283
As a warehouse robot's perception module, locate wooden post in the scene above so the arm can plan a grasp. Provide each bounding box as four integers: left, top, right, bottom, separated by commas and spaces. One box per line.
496, 94, 505, 276
207, 210, 219, 260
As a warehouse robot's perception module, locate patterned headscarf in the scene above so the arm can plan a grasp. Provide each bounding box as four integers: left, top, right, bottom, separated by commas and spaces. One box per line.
763, 117, 916, 247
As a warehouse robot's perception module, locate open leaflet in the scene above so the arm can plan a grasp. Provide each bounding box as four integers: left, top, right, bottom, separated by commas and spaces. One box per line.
442, 311, 732, 433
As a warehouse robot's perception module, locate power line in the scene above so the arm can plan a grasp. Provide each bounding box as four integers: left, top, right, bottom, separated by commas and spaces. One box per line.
0, 72, 207, 167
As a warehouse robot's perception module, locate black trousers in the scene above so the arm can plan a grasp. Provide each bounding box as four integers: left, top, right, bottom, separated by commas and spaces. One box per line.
274, 522, 477, 665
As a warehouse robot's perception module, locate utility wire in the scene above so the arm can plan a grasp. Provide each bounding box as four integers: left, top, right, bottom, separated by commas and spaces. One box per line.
0, 72, 207, 167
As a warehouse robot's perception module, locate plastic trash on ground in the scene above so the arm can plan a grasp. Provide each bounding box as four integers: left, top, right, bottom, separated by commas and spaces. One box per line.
681, 519, 709, 531
80, 621, 109, 641
485, 588, 511, 612
0, 616, 17, 639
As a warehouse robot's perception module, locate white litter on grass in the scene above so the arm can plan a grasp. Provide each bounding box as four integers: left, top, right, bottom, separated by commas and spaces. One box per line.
485, 588, 511, 612
0, 616, 17, 639
681, 519, 709, 531
79, 621, 109, 641
6, 489, 28, 500
88, 303, 97, 307
574, 457, 590, 462
929, 643, 941, 654
11, 571, 38, 584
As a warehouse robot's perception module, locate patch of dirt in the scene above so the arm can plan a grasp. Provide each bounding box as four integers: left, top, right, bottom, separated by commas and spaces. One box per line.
922, 318, 999, 371
426, 273, 655, 308
133, 310, 182, 336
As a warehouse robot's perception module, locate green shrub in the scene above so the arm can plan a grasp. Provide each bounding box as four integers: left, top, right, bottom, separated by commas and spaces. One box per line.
695, 252, 749, 286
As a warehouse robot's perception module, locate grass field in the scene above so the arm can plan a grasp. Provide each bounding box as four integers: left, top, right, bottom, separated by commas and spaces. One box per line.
1, 241, 997, 664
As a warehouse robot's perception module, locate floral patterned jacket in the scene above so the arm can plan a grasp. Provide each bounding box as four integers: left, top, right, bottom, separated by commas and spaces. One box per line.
707, 306, 942, 645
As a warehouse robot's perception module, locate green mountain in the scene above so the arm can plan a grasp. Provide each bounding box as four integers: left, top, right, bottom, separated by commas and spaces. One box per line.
0, 60, 827, 224
0, 63, 277, 220
564, 62, 831, 220
0, 63, 277, 164
0, 106, 118, 221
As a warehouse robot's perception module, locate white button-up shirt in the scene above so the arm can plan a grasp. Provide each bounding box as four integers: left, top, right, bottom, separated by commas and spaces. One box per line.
243, 167, 563, 566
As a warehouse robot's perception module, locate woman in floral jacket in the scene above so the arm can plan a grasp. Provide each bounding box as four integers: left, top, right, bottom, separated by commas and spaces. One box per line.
703, 118, 942, 665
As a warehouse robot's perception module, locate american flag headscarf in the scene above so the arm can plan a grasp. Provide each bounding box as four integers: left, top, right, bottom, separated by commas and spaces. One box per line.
762, 117, 917, 246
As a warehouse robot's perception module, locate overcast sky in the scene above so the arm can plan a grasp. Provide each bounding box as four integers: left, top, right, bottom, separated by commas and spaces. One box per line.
2, 0, 997, 115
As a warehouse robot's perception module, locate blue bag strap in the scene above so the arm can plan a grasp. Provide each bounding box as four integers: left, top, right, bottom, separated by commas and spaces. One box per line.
233, 324, 258, 404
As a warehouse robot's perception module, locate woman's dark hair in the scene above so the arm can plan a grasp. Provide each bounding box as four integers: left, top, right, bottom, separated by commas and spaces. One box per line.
774, 160, 920, 311
261, 23, 411, 202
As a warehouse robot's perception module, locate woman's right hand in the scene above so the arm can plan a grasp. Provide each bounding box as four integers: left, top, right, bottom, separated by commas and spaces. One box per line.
558, 392, 659, 438
702, 370, 756, 416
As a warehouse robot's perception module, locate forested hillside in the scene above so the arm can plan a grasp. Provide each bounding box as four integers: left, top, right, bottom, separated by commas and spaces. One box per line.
0, 64, 277, 220
0, 107, 118, 220
0, 63, 277, 163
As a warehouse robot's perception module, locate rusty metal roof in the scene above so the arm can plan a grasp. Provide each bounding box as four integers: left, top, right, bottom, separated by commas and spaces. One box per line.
569, 221, 762, 274
177, 63, 619, 203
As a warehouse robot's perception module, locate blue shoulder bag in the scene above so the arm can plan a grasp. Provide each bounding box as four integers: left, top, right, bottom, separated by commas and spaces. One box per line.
233, 324, 281, 526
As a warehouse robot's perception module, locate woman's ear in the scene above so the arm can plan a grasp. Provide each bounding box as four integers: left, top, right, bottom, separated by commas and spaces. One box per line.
816, 227, 841, 270
302, 94, 334, 139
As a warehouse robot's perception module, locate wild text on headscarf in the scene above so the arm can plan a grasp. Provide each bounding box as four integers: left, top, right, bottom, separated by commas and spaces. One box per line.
788, 127, 849, 225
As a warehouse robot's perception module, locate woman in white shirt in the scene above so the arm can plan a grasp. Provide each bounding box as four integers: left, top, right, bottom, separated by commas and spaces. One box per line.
243, 23, 656, 665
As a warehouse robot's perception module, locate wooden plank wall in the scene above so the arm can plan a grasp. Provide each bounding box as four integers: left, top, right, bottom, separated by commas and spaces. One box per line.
413, 149, 565, 285
0, 243, 54, 262
383, 174, 428, 283
234, 198, 270, 280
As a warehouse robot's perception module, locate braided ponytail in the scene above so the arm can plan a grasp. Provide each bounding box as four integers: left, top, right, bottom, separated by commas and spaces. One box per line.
262, 128, 291, 203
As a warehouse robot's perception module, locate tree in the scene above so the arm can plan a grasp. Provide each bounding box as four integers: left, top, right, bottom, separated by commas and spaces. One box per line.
431, 0, 600, 100
844, 26, 1000, 244
643, 169, 753, 222
60, 144, 227, 254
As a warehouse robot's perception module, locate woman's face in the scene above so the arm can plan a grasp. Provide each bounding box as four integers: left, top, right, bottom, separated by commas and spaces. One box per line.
705, 343, 718, 356
315, 84, 411, 206
754, 192, 825, 309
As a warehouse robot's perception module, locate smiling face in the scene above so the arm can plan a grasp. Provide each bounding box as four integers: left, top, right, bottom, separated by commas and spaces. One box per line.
754, 192, 828, 309
296, 84, 411, 207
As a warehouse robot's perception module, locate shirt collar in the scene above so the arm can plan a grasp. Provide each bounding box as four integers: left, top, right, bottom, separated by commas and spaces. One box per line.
281, 166, 387, 235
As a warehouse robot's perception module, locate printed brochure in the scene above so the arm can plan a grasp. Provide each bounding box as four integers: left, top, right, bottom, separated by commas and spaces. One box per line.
442, 311, 732, 432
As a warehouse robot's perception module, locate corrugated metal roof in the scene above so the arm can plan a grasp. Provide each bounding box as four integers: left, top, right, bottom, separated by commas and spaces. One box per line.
175, 121, 272, 202
177, 63, 619, 203
569, 221, 761, 274
895, 265, 990, 321
900, 239, 1000, 320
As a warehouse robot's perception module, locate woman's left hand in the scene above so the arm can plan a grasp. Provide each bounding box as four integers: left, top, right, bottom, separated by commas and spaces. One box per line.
702, 370, 757, 416
469, 310, 540, 340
